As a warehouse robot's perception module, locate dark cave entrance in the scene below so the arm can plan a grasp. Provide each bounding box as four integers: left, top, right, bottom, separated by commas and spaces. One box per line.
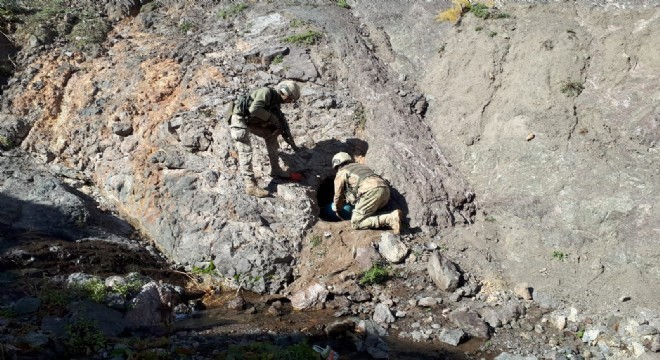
317, 176, 353, 222
0, 33, 17, 94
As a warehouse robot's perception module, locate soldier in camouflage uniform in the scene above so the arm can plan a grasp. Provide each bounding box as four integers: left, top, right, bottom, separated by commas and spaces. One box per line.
229, 81, 301, 197
331, 152, 402, 234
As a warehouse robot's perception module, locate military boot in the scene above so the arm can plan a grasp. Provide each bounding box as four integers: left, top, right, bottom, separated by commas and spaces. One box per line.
269, 165, 290, 178
386, 209, 402, 234
268, 156, 290, 178
245, 179, 268, 198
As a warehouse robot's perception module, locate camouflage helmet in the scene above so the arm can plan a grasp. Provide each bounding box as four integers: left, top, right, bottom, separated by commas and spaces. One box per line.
332, 152, 352, 169
277, 80, 300, 100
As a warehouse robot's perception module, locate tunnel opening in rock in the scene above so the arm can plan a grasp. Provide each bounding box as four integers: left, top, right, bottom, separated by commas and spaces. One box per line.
317, 176, 353, 222
0, 33, 17, 93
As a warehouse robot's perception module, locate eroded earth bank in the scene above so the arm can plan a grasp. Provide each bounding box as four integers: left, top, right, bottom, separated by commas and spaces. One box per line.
0, 0, 658, 359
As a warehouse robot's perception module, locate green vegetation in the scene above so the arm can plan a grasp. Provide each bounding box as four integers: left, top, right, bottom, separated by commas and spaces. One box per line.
272, 54, 284, 65
552, 250, 568, 261
178, 21, 193, 34
77, 278, 107, 303
218, 3, 248, 19
470, 3, 490, 19
337, 0, 350, 9
192, 261, 217, 275
290, 19, 305, 28
354, 102, 366, 130
360, 264, 390, 285
437, 1, 510, 23
68, 17, 110, 47
40, 288, 71, 312
0, 0, 22, 24
310, 234, 322, 248
283, 30, 322, 46
222, 341, 318, 359
560, 80, 584, 97
576, 327, 585, 339
475, 26, 483, 31
485, 215, 496, 222
0, 135, 14, 149
0, 307, 16, 318
65, 318, 106, 355
488, 31, 498, 37
112, 279, 145, 297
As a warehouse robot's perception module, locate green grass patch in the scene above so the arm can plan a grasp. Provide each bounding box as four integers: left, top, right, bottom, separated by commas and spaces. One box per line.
178, 21, 193, 34
272, 54, 284, 65
337, 0, 350, 9
290, 19, 305, 28
310, 234, 322, 248
68, 17, 110, 47
488, 31, 498, 37
470, 3, 490, 19
65, 318, 106, 355
0, 135, 14, 149
485, 215, 496, 222
283, 30, 322, 46
222, 340, 318, 359
218, 3, 248, 19
353, 102, 366, 130
192, 261, 217, 275
552, 250, 568, 261
360, 264, 390, 285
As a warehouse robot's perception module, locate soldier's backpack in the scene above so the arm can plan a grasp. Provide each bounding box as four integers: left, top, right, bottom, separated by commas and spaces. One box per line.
225, 92, 251, 125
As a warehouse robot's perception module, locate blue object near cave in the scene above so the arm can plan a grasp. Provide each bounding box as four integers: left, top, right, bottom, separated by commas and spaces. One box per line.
320, 203, 354, 222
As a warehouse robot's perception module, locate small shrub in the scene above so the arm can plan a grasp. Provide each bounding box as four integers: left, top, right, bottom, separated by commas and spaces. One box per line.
178, 21, 193, 34
223, 341, 318, 359
575, 328, 585, 339
65, 318, 106, 355
79, 278, 107, 303
283, 30, 322, 46
0, 0, 22, 23
354, 102, 366, 130
40, 288, 71, 313
488, 31, 497, 37
436, 0, 470, 24
272, 54, 284, 65
113, 279, 144, 297
485, 215, 496, 222
360, 264, 390, 285
475, 26, 483, 31
337, 0, 350, 9
192, 261, 217, 275
310, 234, 322, 248
552, 251, 567, 261
218, 3, 248, 19
0, 307, 16, 318
290, 19, 305, 28
560, 80, 584, 97
68, 17, 110, 47
470, 3, 490, 19
0, 135, 14, 149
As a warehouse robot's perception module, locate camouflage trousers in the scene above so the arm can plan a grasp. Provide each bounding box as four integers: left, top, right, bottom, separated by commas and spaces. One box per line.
350, 186, 390, 230
230, 115, 280, 181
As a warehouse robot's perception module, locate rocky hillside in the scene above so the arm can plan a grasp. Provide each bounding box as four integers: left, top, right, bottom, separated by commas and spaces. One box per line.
0, 0, 659, 359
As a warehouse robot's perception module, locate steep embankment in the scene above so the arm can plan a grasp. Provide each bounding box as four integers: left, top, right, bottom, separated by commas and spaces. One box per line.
1, 1, 658, 357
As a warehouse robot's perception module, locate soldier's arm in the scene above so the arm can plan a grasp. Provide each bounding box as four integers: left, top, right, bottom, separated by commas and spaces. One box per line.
333, 171, 346, 210
249, 88, 275, 121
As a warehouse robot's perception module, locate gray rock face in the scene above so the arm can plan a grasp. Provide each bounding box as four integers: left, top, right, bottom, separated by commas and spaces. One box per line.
449, 310, 491, 339
378, 232, 409, 263
290, 283, 328, 311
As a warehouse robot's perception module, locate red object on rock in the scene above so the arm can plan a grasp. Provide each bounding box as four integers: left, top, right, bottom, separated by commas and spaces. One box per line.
290, 172, 303, 181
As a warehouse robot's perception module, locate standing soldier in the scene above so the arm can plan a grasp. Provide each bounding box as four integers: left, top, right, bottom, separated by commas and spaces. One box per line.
229, 81, 301, 197
331, 152, 402, 234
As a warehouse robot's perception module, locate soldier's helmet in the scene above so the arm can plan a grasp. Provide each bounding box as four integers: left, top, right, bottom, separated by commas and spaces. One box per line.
332, 152, 353, 169
277, 80, 300, 100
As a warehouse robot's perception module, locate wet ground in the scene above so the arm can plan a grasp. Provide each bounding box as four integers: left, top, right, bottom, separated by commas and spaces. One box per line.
0, 230, 497, 359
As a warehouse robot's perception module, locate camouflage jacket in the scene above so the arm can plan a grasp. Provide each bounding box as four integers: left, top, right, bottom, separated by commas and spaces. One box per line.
333, 163, 388, 208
